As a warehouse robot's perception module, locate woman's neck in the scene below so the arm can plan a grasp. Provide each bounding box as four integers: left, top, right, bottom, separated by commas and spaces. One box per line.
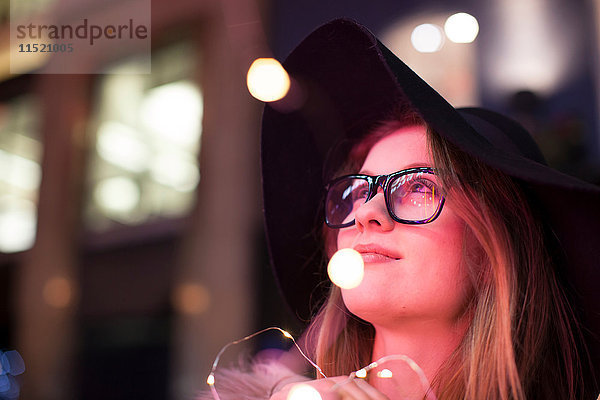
370, 318, 469, 398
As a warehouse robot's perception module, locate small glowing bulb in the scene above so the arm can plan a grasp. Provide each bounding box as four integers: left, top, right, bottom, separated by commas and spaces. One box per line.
287, 383, 322, 400
377, 369, 393, 379
282, 330, 293, 339
355, 368, 367, 379
247, 58, 291, 102
207, 373, 215, 386
444, 13, 479, 43
327, 248, 364, 289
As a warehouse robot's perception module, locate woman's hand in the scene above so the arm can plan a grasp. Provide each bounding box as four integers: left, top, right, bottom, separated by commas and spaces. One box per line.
270, 377, 390, 400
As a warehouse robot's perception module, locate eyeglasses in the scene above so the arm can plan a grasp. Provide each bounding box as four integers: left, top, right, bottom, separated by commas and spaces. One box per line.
324, 167, 445, 228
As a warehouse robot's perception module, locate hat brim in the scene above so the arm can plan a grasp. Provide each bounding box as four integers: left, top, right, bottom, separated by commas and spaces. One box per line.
261, 17, 600, 376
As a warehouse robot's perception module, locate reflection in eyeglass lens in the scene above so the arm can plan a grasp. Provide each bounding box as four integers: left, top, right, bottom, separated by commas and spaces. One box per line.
390, 173, 440, 221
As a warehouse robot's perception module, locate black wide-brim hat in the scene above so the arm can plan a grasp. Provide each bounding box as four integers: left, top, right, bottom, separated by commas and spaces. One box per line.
261, 17, 600, 379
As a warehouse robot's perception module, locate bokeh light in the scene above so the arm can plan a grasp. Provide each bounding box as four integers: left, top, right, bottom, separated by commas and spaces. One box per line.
94, 177, 140, 215
0, 149, 41, 191
97, 121, 149, 173
139, 81, 203, 147
149, 151, 199, 192
484, 0, 578, 95
327, 248, 364, 289
43, 277, 73, 308
287, 383, 322, 400
88, 66, 203, 229
410, 24, 444, 53
246, 58, 290, 102
0, 349, 24, 399
172, 283, 211, 315
0, 196, 37, 253
0, 351, 25, 376
0, 375, 19, 398
444, 13, 479, 43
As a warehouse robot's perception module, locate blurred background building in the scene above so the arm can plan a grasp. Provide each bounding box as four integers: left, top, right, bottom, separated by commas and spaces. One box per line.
0, 0, 598, 399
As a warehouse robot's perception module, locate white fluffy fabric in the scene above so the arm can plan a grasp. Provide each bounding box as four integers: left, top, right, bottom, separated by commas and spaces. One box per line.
196, 361, 310, 400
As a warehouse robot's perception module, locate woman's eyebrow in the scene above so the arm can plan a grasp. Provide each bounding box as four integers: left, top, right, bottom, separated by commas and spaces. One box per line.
358, 162, 433, 175
403, 162, 433, 169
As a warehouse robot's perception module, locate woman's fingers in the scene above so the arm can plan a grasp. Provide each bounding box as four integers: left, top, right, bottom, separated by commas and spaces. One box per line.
271, 379, 337, 400
353, 379, 390, 400
271, 377, 390, 400
336, 382, 371, 400
335, 378, 390, 400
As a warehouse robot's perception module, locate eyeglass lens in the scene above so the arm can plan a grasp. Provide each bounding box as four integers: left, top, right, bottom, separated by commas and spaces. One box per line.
325, 171, 442, 227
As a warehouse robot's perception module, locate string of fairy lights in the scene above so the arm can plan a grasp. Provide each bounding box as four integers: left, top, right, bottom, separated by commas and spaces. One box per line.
206, 249, 438, 400
206, 325, 438, 400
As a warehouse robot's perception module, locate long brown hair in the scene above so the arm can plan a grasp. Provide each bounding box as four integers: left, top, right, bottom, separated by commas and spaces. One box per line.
305, 108, 585, 399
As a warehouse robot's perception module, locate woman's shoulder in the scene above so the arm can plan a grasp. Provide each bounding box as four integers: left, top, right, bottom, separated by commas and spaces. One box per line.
196, 360, 310, 400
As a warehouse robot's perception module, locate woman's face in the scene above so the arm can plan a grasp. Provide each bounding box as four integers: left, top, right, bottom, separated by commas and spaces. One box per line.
336, 125, 473, 330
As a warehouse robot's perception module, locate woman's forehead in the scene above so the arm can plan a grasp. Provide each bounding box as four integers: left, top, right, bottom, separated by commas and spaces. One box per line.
360, 126, 432, 173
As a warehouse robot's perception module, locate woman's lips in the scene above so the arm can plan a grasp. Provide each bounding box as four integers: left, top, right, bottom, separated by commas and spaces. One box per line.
359, 252, 399, 263
353, 244, 402, 263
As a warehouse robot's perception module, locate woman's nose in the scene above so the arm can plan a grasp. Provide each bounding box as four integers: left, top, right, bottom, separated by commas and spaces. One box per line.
354, 192, 395, 232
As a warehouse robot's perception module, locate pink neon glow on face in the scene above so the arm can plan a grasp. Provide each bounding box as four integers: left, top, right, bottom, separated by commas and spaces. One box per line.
336, 126, 473, 330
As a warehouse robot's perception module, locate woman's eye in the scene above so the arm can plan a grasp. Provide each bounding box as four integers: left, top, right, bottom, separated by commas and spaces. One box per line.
409, 179, 435, 193
354, 186, 369, 199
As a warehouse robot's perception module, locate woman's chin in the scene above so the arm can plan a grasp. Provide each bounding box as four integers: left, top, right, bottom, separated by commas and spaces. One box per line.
342, 291, 403, 322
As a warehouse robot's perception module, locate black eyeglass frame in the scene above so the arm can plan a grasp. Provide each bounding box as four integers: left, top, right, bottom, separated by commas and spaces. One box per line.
324, 167, 446, 228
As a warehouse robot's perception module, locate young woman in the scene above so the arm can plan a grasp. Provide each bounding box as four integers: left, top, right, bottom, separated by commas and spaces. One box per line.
203, 18, 600, 399
269, 113, 590, 400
